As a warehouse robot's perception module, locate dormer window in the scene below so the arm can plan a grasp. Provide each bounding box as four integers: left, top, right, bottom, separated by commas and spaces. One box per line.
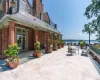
11, 0, 18, 14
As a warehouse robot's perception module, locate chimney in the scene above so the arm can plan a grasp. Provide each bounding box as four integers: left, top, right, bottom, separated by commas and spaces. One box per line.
33, 0, 44, 19
55, 24, 57, 29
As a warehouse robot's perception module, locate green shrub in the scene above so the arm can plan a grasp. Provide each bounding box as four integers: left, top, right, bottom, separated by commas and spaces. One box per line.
34, 41, 41, 51
4, 43, 19, 58
79, 40, 86, 47
61, 40, 64, 44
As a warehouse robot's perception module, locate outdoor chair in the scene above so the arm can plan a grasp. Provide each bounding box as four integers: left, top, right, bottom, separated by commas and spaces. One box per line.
67, 47, 76, 56
81, 47, 90, 56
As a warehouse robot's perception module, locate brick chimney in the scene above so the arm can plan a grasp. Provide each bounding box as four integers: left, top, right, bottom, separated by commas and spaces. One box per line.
33, 0, 44, 19
55, 24, 57, 29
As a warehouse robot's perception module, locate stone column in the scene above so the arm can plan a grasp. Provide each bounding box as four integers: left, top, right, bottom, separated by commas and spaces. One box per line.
8, 21, 15, 45
34, 29, 38, 50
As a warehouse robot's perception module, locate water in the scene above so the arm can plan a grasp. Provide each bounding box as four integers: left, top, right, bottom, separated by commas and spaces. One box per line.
64, 40, 98, 44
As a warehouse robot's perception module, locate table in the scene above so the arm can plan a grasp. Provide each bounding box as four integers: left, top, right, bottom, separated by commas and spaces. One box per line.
72, 47, 79, 55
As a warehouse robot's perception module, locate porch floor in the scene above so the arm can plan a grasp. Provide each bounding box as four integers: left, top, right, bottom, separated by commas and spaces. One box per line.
18, 49, 46, 64
0, 46, 100, 80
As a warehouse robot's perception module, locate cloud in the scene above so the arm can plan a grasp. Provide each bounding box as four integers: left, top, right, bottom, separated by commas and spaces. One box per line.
78, 33, 82, 36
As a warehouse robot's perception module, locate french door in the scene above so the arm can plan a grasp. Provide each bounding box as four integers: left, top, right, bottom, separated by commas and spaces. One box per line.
16, 28, 27, 51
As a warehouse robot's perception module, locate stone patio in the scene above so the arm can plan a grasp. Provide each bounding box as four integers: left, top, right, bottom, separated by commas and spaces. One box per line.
0, 46, 100, 80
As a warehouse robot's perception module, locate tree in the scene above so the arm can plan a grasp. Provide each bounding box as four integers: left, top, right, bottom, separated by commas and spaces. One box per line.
84, 0, 100, 19
84, 0, 100, 42
96, 30, 100, 43
82, 22, 94, 44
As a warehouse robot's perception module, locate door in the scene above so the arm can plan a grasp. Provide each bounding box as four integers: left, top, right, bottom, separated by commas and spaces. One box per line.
16, 28, 27, 51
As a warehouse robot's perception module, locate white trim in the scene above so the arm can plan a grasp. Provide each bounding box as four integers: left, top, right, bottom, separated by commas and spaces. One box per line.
16, 27, 28, 51
0, 13, 62, 35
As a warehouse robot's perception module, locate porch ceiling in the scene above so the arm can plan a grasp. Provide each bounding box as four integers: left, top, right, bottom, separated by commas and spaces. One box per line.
0, 12, 61, 34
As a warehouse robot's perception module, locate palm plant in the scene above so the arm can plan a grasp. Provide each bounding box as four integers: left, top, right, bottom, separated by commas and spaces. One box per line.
82, 23, 94, 44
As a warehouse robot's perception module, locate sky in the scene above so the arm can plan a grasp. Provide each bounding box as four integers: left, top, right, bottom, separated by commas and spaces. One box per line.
29, 0, 96, 40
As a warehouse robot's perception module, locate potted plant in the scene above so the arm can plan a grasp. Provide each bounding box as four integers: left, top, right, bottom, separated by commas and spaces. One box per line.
53, 40, 58, 51
79, 41, 86, 49
57, 39, 61, 49
61, 40, 65, 48
4, 43, 19, 69
48, 44, 53, 53
49, 39, 53, 53
45, 39, 53, 53
33, 41, 42, 58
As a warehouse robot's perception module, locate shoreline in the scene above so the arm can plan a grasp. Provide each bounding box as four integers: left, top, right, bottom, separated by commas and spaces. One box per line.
64, 40, 98, 44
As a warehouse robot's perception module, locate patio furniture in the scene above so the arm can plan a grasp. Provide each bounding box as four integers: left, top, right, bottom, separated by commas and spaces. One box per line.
72, 47, 79, 55
74, 43, 76, 46
81, 47, 90, 56
68, 46, 76, 55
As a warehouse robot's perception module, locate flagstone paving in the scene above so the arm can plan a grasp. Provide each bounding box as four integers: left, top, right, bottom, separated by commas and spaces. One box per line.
0, 46, 100, 80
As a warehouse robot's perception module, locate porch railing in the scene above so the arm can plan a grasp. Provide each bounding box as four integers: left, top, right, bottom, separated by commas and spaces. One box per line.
88, 44, 100, 55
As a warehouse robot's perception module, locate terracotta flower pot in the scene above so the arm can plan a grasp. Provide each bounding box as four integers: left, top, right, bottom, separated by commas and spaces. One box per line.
6, 58, 19, 69
58, 45, 61, 49
49, 48, 52, 53
80, 46, 83, 49
45, 47, 52, 53
53, 47, 57, 51
33, 51, 37, 57
36, 52, 42, 58
61, 44, 64, 48
33, 51, 42, 58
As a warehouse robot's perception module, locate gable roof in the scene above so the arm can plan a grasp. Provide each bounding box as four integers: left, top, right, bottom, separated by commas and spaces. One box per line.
0, 12, 61, 34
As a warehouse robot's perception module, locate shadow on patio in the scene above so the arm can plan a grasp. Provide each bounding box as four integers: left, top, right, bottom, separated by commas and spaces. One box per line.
0, 49, 48, 72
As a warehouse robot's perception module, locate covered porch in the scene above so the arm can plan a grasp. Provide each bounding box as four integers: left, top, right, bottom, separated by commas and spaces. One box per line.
0, 22, 61, 54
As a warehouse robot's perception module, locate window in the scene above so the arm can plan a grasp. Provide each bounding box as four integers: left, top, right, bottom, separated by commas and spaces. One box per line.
12, 0, 18, 14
